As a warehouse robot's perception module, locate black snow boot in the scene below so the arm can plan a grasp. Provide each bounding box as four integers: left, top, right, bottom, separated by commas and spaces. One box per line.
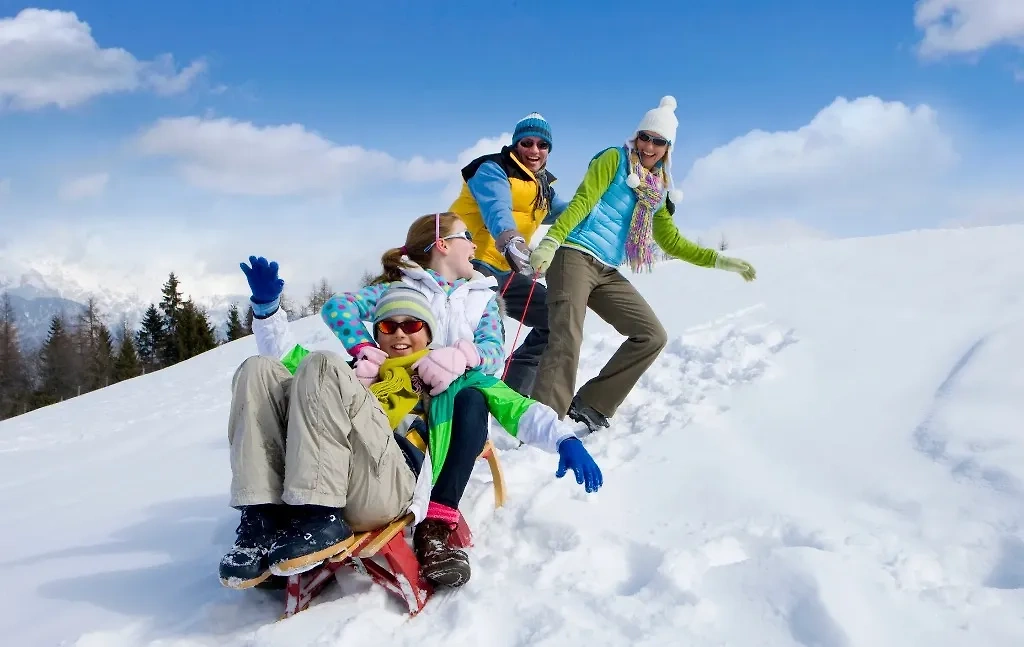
219, 504, 282, 589
414, 519, 471, 588
268, 505, 354, 576
568, 395, 610, 432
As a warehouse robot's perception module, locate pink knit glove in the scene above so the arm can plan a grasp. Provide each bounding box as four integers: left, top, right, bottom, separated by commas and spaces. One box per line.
412, 340, 481, 395
353, 346, 388, 387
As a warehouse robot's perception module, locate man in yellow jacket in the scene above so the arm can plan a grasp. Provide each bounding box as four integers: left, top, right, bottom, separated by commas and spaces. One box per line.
448, 113, 570, 397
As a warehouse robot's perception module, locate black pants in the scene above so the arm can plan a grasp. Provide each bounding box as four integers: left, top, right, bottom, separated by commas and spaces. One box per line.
429, 388, 489, 509
473, 261, 549, 398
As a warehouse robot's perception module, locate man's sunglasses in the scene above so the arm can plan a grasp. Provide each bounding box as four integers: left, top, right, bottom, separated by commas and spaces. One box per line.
637, 131, 669, 147
375, 319, 427, 335
517, 138, 550, 150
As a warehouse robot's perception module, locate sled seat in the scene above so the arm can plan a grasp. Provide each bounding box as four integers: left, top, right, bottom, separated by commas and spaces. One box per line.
280, 439, 504, 619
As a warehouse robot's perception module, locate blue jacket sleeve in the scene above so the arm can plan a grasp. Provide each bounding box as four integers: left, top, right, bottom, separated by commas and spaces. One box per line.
543, 186, 570, 224
467, 161, 516, 237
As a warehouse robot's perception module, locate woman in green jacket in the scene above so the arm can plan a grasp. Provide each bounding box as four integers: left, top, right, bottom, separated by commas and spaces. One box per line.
528, 96, 757, 432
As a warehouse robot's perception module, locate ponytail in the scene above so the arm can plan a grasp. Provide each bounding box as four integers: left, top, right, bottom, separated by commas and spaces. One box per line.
369, 247, 412, 285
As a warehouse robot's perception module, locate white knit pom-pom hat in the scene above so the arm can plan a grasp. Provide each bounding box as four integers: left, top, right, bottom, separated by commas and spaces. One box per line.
626, 95, 683, 203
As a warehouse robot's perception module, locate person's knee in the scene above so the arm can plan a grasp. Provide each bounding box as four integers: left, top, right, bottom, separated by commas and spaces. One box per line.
233, 355, 283, 388
454, 387, 488, 416
648, 320, 669, 353
294, 350, 344, 378
452, 389, 489, 440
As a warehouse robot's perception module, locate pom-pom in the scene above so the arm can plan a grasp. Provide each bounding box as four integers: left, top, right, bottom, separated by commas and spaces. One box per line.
626, 173, 640, 188
668, 189, 684, 203
659, 96, 677, 110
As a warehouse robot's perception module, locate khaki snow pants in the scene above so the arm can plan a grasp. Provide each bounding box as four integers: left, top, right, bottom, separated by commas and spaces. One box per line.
531, 247, 668, 419
226, 351, 416, 532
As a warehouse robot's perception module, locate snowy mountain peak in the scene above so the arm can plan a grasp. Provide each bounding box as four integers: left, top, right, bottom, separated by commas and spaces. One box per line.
1, 259, 251, 344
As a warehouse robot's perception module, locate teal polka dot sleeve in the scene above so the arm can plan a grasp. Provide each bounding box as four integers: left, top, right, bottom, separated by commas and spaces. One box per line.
475, 295, 506, 375
320, 283, 388, 353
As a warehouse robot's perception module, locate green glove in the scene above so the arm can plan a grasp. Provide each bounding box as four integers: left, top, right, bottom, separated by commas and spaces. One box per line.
714, 255, 757, 282
530, 237, 559, 275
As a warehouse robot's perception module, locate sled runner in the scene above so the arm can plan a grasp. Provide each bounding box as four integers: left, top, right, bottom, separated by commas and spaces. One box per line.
276, 439, 506, 619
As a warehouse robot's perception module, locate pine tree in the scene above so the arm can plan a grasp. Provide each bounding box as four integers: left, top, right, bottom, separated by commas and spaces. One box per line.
0, 293, 30, 419
77, 298, 113, 391
136, 303, 165, 372
90, 326, 115, 389
177, 299, 218, 360
718, 234, 729, 251
36, 313, 77, 404
113, 320, 143, 382
244, 304, 254, 335
158, 272, 184, 366
225, 303, 248, 341
306, 278, 334, 317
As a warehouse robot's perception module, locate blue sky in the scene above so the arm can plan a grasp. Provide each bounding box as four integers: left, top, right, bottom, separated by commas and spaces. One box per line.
1, 0, 1022, 302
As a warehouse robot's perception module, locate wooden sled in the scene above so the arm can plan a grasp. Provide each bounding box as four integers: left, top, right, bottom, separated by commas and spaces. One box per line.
278, 439, 506, 619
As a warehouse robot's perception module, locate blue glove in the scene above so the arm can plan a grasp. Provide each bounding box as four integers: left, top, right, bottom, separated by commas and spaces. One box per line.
239, 255, 284, 304
556, 437, 603, 493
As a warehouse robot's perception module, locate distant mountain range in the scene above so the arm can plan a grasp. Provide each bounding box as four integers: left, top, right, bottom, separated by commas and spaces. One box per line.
0, 267, 251, 349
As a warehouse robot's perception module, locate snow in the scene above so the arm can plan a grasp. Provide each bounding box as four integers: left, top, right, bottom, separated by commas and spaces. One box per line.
2, 224, 1024, 646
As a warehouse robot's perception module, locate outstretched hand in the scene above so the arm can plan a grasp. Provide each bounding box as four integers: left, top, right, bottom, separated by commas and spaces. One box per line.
556, 437, 603, 493
714, 255, 757, 282
240, 256, 285, 304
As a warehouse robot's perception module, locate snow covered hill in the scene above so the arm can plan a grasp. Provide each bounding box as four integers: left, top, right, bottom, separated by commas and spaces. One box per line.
1, 225, 1023, 647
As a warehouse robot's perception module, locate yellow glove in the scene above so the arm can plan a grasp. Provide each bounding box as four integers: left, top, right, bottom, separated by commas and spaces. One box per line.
530, 237, 559, 275
714, 255, 757, 282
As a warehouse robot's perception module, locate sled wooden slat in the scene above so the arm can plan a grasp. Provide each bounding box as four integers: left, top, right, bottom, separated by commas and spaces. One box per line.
356, 513, 414, 558
479, 440, 506, 509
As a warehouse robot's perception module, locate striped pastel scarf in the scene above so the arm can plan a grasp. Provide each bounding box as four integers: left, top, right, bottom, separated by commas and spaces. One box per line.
624, 149, 666, 273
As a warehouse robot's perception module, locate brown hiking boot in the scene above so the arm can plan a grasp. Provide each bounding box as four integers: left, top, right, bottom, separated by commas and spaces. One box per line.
413, 519, 471, 587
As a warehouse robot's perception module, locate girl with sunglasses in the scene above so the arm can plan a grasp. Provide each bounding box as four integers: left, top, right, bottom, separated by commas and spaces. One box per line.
219, 215, 498, 589
317, 212, 513, 577
526, 96, 758, 433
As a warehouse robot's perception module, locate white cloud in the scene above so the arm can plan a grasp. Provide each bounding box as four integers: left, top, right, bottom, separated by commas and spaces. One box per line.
678, 96, 961, 237
914, 0, 1024, 57
0, 9, 205, 111
59, 172, 109, 201
0, 132, 510, 308
135, 116, 458, 197
440, 132, 511, 204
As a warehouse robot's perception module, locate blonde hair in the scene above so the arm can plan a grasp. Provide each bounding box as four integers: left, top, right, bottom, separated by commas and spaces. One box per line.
370, 212, 462, 285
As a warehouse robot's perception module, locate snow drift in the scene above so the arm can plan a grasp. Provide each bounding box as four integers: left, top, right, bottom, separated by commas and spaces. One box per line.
2, 225, 1023, 646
